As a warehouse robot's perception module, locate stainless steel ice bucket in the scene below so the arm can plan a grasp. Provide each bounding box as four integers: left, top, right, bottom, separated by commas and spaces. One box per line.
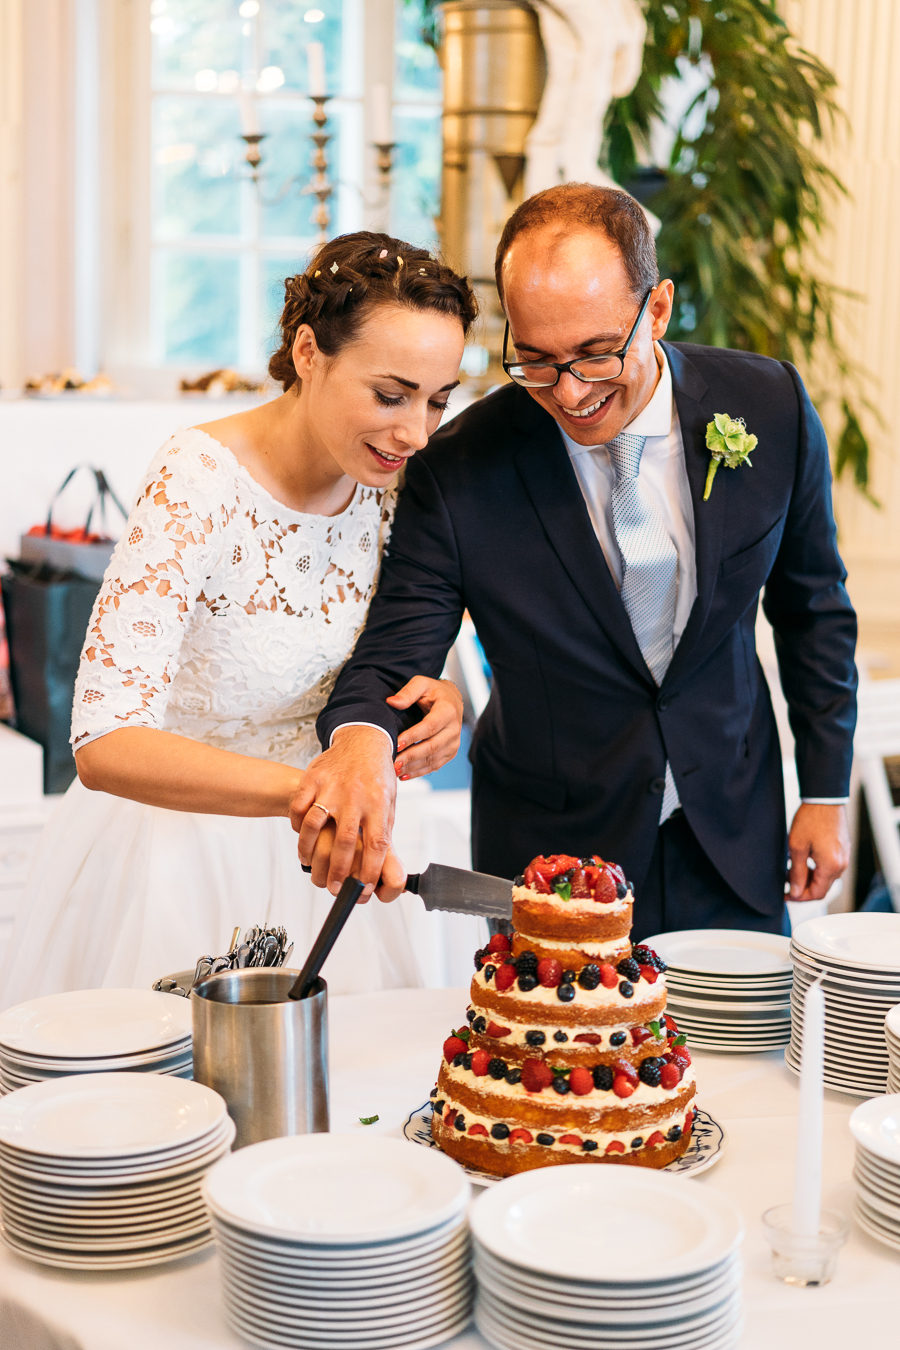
191, 969, 329, 1149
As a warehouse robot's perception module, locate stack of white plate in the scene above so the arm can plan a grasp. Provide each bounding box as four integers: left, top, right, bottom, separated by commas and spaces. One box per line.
0, 1072, 233, 1269
471, 1167, 744, 1350
885, 1007, 900, 1093
642, 929, 792, 1052
204, 1135, 473, 1350
788, 913, 900, 1096
0, 990, 193, 1093
850, 1094, 900, 1251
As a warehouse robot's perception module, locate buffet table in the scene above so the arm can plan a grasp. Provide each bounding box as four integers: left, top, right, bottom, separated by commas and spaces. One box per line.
0, 986, 894, 1350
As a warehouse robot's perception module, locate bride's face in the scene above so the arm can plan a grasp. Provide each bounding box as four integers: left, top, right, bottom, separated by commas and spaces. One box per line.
292, 303, 465, 486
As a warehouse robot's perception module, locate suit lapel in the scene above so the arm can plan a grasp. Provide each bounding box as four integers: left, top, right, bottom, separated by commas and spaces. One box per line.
511, 392, 654, 686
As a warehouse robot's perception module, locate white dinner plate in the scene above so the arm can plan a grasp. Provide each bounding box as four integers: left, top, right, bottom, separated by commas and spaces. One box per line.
473, 1242, 741, 1300
212, 1215, 469, 1270
642, 930, 790, 976
470, 1168, 742, 1283
222, 1303, 473, 1350
853, 1156, 900, 1197
849, 1095, 900, 1164
0, 1134, 233, 1188
221, 1279, 473, 1330
0, 1111, 232, 1169
854, 1195, 900, 1251
204, 1134, 469, 1244
792, 914, 900, 972
0, 1222, 212, 1269
0, 1041, 192, 1073
0, 990, 192, 1058
478, 1290, 742, 1341
476, 1266, 738, 1323
474, 1301, 741, 1350
1, 1212, 209, 1252
221, 1257, 471, 1308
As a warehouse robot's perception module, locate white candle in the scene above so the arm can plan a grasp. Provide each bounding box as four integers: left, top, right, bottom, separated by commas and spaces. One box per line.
238, 86, 258, 136
792, 976, 825, 1236
372, 82, 392, 145
306, 42, 326, 97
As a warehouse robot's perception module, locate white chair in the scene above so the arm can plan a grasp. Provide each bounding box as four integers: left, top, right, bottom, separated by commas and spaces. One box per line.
854, 677, 900, 910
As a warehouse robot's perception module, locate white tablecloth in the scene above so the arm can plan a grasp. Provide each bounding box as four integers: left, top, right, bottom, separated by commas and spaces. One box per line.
0, 987, 895, 1350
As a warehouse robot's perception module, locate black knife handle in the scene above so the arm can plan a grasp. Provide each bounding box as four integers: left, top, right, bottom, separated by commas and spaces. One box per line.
405, 873, 420, 895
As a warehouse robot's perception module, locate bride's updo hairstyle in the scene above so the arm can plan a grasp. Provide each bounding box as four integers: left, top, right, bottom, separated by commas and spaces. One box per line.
269, 231, 478, 392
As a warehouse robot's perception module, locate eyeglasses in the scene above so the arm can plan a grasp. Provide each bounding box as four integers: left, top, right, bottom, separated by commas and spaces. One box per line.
502, 286, 655, 389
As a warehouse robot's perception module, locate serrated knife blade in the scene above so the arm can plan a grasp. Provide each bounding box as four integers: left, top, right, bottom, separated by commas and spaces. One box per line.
405, 864, 513, 920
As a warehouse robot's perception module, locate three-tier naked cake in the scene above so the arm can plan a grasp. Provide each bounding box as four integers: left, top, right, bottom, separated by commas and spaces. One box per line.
430, 853, 696, 1175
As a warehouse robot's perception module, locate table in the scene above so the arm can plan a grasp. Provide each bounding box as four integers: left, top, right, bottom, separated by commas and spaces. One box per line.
0, 987, 895, 1350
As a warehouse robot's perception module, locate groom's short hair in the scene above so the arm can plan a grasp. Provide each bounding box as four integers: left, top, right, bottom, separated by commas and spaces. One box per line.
495, 184, 659, 303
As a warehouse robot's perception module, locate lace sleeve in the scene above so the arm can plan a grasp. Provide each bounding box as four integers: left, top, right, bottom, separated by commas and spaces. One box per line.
71, 437, 234, 749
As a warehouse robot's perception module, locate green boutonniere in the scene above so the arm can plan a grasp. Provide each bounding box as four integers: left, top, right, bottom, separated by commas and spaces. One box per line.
703, 413, 757, 500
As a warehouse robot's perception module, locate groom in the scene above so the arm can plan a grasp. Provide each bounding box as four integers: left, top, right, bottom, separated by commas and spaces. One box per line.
293, 184, 856, 937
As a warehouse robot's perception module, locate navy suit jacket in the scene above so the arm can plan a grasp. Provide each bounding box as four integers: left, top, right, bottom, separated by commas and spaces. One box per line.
317, 343, 858, 916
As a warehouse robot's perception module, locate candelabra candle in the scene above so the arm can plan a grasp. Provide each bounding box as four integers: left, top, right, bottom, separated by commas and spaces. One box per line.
304, 95, 334, 243
373, 142, 397, 183
241, 133, 266, 176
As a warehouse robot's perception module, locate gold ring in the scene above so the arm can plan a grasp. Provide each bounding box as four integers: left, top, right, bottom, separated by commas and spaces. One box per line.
312, 802, 332, 818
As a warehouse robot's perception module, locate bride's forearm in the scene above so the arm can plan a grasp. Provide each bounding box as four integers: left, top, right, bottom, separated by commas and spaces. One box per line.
75, 728, 304, 817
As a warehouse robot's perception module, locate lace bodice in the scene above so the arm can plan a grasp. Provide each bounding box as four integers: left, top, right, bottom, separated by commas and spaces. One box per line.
72, 429, 396, 768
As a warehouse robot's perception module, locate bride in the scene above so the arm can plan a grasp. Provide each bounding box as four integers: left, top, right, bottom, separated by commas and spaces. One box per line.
0, 232, 478, 1007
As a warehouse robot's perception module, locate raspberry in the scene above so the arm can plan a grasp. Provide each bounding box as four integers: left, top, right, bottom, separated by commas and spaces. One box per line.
638, 965, 659, 984
467, 1123, 488, 1136
605, 1140, 626, 1154
630, 1027, 652, 1045
537, 958, 562, 988
569, 1067, 594, 1096
559, 1134, 582, 1146
470, 1050, 491, 1076
659, 1063, 681, 1090
509, 1128, 533, 1144
647, 1130, 666, 1147
521, 1059, 554, 1093
486, 1021, 511, 1038
613, 1074, 635, 1099
494, 964, 517, 992
487, 933, 511, 953
443, 1036, 467, 1061
599, 963, 618, 989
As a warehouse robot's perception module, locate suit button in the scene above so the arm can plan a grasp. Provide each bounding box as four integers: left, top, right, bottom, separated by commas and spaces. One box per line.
657, 695, 671, 711
649, 777, 666, 794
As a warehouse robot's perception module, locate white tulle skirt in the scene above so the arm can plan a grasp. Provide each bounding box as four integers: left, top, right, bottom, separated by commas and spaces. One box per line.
0, 779, 450, 1010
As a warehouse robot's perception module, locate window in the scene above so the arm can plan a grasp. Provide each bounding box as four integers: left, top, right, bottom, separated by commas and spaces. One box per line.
148, 0, 441, 370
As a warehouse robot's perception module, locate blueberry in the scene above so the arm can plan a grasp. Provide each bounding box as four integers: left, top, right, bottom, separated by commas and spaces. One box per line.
626, 881, 634, 892
557, 983, 576, 1002
434, 1099, 445, 1114
483, 965, 496, 982
488, 1058, 507, 1080
452, 1053, 465, 1068
561, 969, 576, 984
638, 1061, 662, 1087
582, 1139, 598, 1152
667, 1125, 683, 1142
578, 964, 601, 990
553, 1030, 569, 1043
619, 980, 634, 999
518, 974, 538, 992
466, 1010, 476, 1023
616, 882, 628, 899
454, 1115, 466, 1131
552, 1077, 570, 1095
536, 1133, 555, 1147
610, 1032, 627, 1047
505, 1067, 521, 1085
525, 1030, 546, 1046
592, 1064, 614, 1091
630, 1137, 643, 1149
462, 1052, 473, 1070
617, 957, 641, 982
430, 1087, 437, 1097
513, 875, 525, 887
579, 857, 594, 867
491, 1122, 511, 1140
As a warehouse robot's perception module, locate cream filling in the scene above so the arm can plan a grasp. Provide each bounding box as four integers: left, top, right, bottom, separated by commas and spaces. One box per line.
466, 1010, 667, 1053
515, 934, 630, 959
443, 1059, 695, 1108
472, 967, 666, 1008
513, 885, 631, 916
436, 1092, 693, 1152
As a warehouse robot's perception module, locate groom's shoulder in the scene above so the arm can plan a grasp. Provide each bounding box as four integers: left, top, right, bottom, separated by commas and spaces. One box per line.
665, 340, 800, 405
421, 382, 539, 469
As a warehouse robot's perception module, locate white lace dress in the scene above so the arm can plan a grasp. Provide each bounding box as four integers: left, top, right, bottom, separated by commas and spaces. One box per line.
0, 429, 427, 1006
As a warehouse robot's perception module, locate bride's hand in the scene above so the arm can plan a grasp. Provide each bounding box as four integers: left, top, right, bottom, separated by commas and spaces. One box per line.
386, 677, 464, 780
306, 819, 407, 903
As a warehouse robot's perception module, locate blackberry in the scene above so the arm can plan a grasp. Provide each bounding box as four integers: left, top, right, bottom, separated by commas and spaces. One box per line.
454, 1115, 466, 1131
630, 1137, 643, 1150
561, 969, 576, 984
616, 957, 641, 982
525, 1029, 546, 1046
552, 1076, 570, 1095
461, 1052, 473, 1071
452, 1053, 466, 1068
667, 1125, 683, 1142
488, 1058, 507, 1080
483, 965, 496, 982
515, 951, 539, 977
638, 1061, 662, 1087
536, 1133, 555, 1147
491, 1122, 511, 1140
505, 1067, 522, 1085
592, 1064, 614, 1091
518, 974, 538, 992
466, 1010, 476, 1023
472, 1016, 487, 1034
473, 947, 487, 970
553, 1030, 569, 1043
582, 1139, 598, 1152
578, 964, 601, 990
434, 1099, 445, 1114
616, 882, 628, 899
609, 1032, 627, 1048
557, 983, 576, 1002
513, 874, 525, 887
619, 981, 634, 999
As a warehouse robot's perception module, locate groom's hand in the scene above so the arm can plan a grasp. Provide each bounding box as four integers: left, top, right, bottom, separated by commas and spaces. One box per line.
290, 727, 399, 899
388, 677, 464, 780
787, 803, 851, 902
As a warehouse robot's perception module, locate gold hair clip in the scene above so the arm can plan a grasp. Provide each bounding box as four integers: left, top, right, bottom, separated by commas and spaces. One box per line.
419, 269, 426, 274
314, 270, 321, 277
396, 256, 404, 268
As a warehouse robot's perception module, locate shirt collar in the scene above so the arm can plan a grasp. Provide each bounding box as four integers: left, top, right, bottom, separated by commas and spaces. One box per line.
560, 346, 674, 456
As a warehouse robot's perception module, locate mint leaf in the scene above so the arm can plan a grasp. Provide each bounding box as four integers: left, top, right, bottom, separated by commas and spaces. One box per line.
550, 1065, 571, 1077
648, 1020, 661, 1039
553, 880, 572, 901
673, 1034, 687, 1047
359, 1115, 379, 1125
453, 1027, 471, 1043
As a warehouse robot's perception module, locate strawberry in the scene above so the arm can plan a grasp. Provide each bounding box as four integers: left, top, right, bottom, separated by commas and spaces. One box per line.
443, 1036, 467, 1062
443, 1105, 456, 1124
592, 870, 618, 904
615, 1058, 638, 1085
569, 867, 592, 898
664, 1015, 679, 1035
470, 1050, 491, 1076
605, 1140, 626, 1154
467, 1123, 488, 1136
509, 1128, 533, 1144
486, 1021, 511, 1038
630, 1027, 652, 1046
573, 1032, 602, 1044
494, 963, 517, 992
537, 958, 562, 988
659, 1062, 681, 1091
559, 1134, 582, 1146
638, 964, 659, 984
613, 1074, 636, 1099
487, 933, 511, 954
606, 861, 626, 885
647, 1130, 666, 1147
684, 1109, 694, 1131
672, 1047, 691, 1069
599, 963, 618, 989
569, 1067, 594, 1096
521, 1059, 554, 1093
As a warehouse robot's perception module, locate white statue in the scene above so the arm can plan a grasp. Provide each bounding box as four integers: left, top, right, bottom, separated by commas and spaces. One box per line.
525, 0, 647, 197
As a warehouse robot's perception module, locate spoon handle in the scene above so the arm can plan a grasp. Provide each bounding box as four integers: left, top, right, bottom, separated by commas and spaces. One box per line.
289, 876, 365, 999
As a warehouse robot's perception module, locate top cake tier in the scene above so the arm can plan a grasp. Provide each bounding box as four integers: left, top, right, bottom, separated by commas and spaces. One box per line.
512, 854, 633, 949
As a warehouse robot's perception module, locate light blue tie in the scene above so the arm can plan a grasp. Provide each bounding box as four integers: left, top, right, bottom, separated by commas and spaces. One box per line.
607, 432, 680, 821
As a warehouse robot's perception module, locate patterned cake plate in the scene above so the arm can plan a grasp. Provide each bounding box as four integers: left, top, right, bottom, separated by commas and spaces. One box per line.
402, 1103, 726, 1187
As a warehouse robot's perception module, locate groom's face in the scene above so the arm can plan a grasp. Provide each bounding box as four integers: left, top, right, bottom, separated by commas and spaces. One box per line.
501, 226, 674, 446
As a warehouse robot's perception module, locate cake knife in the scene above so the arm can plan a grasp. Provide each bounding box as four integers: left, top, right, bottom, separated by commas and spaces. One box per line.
404, 864, 513, 920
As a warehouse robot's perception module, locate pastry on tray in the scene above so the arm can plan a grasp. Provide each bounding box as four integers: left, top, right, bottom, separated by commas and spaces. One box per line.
430, 853, 695, 1176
